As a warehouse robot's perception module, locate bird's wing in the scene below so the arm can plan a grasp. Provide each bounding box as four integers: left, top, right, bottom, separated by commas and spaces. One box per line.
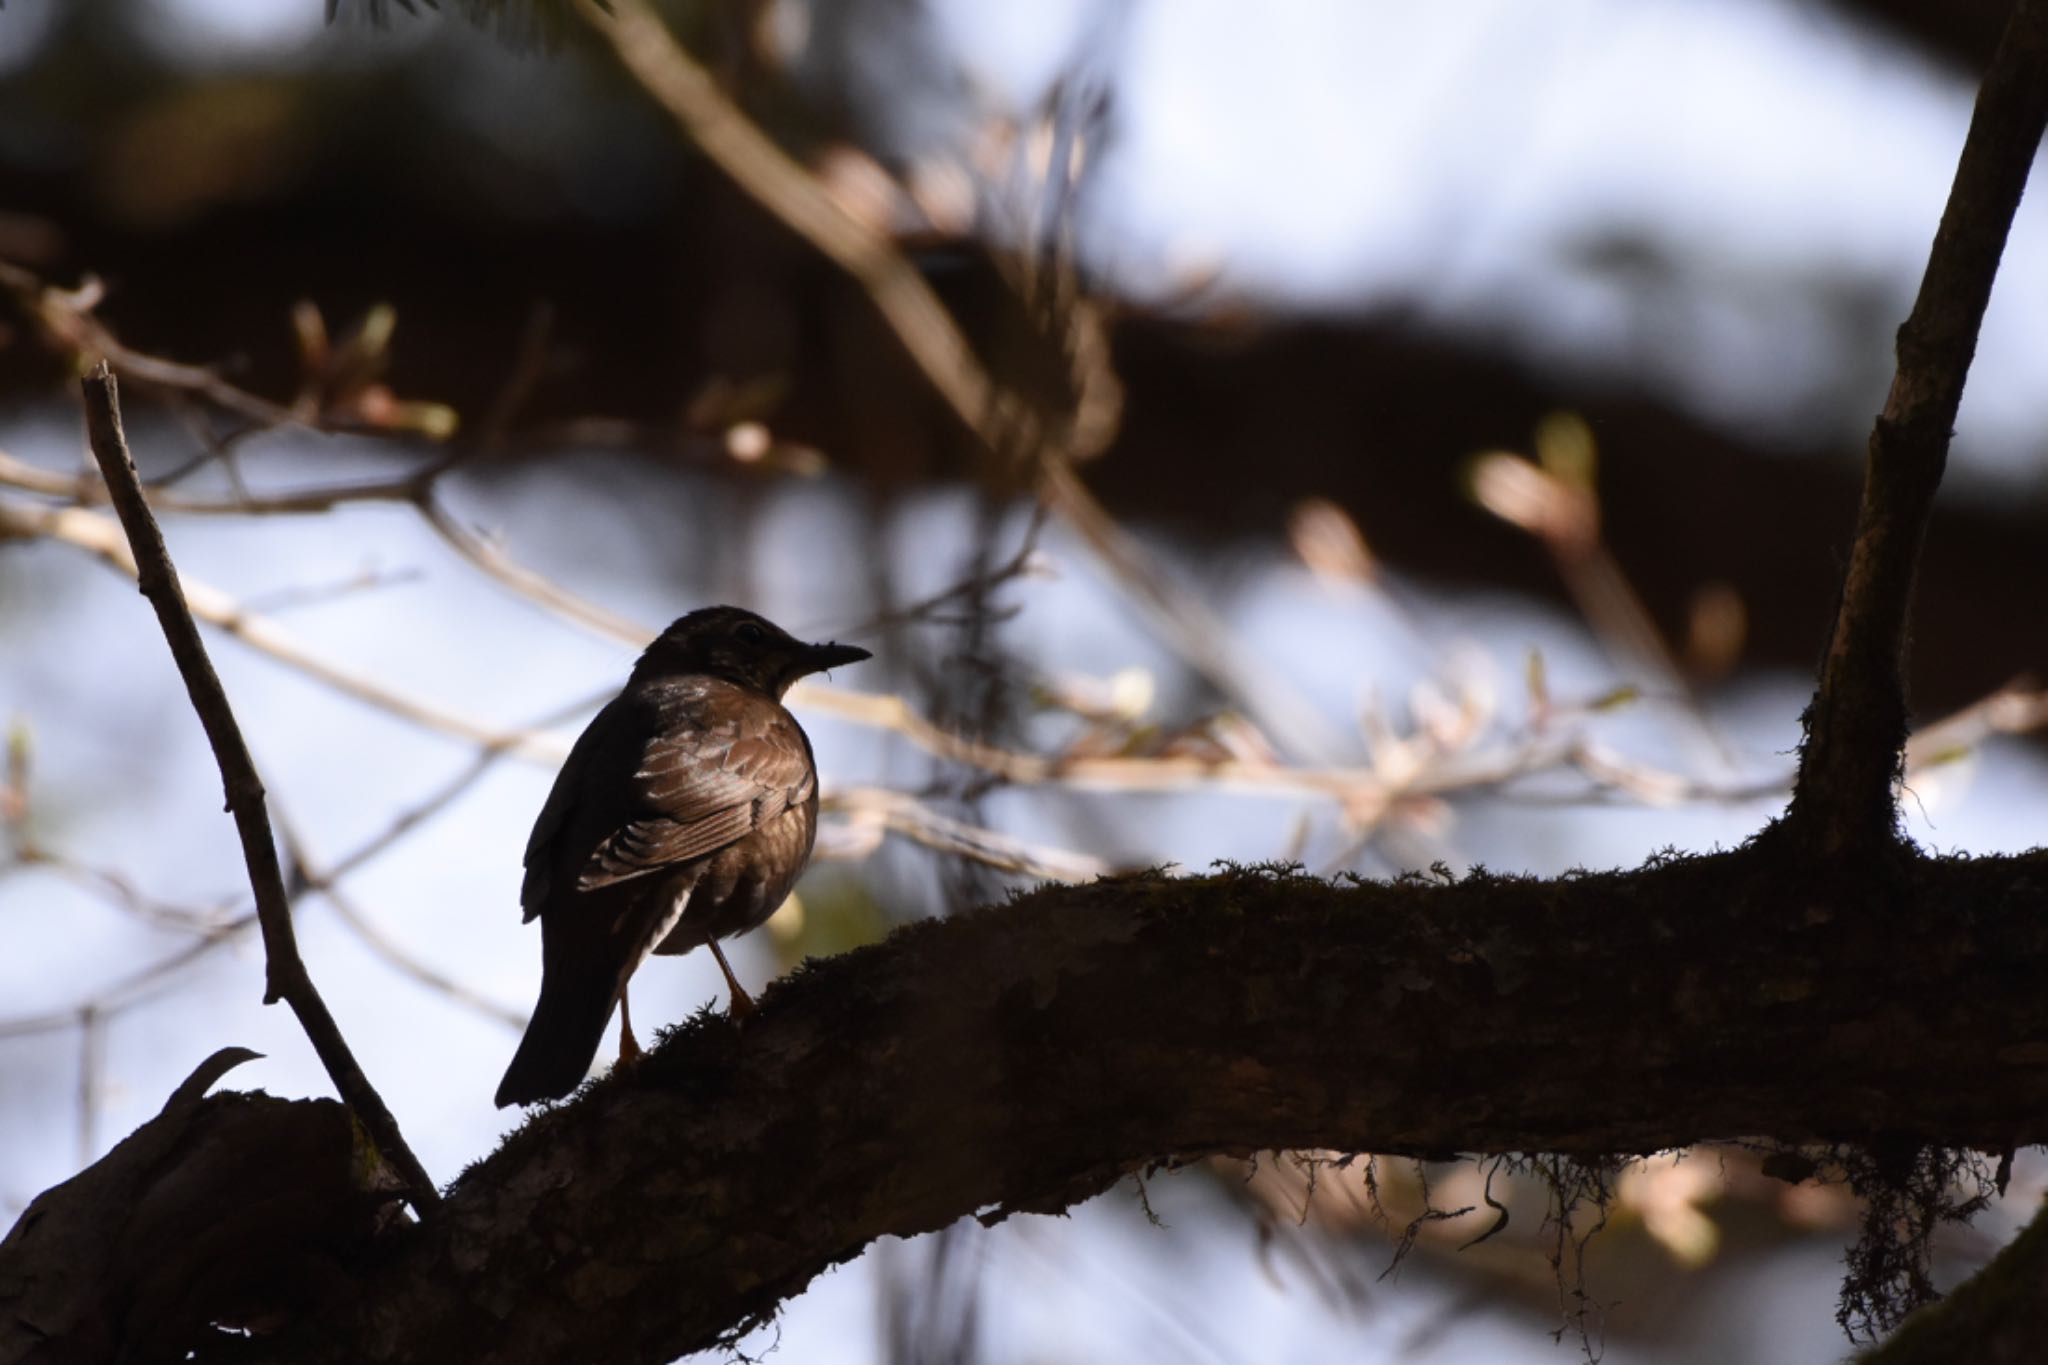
576, 703, 816, 892
519, 694, 634, 919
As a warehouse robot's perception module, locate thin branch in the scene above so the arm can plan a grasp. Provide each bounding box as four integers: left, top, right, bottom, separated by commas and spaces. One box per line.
577, 0, 1341, 761
76, 363, 439, 1215
0, 493, 566, 764
0, 480, 1690, 822
0, 687, 617, 1044
821, 786, 1110, 883
1037, 459, 1345, 760
1787, 0, 2048, 855
0, 446, 434, 514
276, 808, 528, 1033
0, 262, 299, 430
1466, 438, 1733, 777
9, 402, 1486, 827
844, 509, 1051, 635
0, 926, 251, 1040
8, 849, 240, 935
75, 1005, 102, 1169
23, 422, 2005, 873
242, 564, 428, 615
1904, 679, 2048, 770
414, 491, 651, 647
0, 474, 1516, 813
575, 0, 995, 427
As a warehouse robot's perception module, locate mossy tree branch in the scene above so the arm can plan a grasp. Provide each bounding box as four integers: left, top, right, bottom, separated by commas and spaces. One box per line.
1867, 1202, 2048, 1365
1786, 0, 2048, 856
248, 858, 2048, 1365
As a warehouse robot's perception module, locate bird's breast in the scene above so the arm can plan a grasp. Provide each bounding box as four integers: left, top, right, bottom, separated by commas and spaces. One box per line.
652, 798, 818, 953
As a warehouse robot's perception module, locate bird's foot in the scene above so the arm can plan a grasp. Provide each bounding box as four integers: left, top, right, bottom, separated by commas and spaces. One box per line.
617, 991, 644, 1066
708, 939, 757, 1021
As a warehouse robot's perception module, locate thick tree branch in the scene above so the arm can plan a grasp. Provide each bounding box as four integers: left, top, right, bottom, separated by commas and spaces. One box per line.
0, 1049, 400, 1365
1788, 0, 2048, 854
1868, 1202, 2048, 1365
78, 364, 440, 1215
258, 858, 2048, 1365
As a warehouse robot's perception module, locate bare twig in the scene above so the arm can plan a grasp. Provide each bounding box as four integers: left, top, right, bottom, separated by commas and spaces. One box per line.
1037, 460, 1343, 759
0, 475, 1694, 824
0, 685, 617, 1044
0, 493, 566, 764
1466, 431, 1733, 777
77, 363, 440, 1214
21, 419, 1966, 876
575, 0, 996, 429
414, 492, 650, 647
275, 809, 528, 1033
1905, 679, 2048, 769
0, 927, 252, 1041
0, 447, 432, 514
16, 291, 1959, 883
242, 564, 427, 615
845, 509, 1051, 634
0, 262, 299, 430
7, 850, 239, 935
0, 480, 1434, 818
577, 0, 1340, 761
1788, 0, 2048, 855
821, 786, 1110, 883
75, 1005, 102, 1168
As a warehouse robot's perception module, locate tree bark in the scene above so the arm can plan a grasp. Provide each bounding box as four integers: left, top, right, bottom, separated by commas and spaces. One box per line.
0, 1050, 399, 1365
225, 853, 2048, 1365
1867, 1206, 2048, 1365
1786, 0, 2048, 855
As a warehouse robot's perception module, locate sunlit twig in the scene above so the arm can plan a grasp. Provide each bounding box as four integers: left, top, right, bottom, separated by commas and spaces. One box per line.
822, 786, 1110, 884
274, 808, 528, 1033
576, 0, 1341, 762
0, 494, 567, 764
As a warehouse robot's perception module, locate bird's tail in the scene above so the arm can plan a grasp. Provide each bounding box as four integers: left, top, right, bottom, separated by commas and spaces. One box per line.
494, 956, 618, 1108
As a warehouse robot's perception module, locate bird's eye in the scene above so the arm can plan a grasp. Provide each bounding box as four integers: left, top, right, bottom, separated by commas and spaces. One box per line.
734, 622, 768, 646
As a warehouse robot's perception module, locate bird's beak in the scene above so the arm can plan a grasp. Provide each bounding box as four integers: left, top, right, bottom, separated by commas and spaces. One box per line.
801, 640, 871, 674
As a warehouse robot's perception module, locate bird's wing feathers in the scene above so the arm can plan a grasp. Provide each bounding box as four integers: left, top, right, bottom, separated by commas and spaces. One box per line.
519, 695, 628, 918
573, 700, 816, 892
580, 805, 756, 888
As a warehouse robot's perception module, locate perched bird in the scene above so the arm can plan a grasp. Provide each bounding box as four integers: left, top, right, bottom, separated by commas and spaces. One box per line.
494, 606, 869, 1107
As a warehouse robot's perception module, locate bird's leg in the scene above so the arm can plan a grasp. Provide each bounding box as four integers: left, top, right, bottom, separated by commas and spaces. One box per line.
708, 939, 757, 1018
618, 984, 643, 1064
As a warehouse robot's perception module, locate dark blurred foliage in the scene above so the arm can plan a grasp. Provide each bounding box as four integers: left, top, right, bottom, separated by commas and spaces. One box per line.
0, 0, 2041, 713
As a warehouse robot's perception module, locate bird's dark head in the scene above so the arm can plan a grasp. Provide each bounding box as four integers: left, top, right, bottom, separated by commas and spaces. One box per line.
633, 606, 870, 698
